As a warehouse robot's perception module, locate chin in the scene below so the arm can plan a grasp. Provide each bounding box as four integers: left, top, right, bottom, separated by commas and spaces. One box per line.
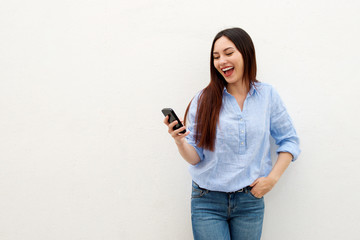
224, 77, 237, 84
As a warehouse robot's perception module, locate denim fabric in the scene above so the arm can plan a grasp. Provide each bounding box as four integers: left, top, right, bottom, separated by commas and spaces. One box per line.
186, 82, 301, 192
191, 181, 264, 240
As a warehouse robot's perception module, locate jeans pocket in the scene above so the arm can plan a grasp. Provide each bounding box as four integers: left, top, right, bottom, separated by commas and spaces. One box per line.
191, 181, 209, 199
248, 191, 263, 200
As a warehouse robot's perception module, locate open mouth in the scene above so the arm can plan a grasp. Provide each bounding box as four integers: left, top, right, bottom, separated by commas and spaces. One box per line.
221, 66, 234, 77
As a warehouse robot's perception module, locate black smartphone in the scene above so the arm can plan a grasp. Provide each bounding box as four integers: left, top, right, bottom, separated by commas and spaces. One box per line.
161, 108, 186, 134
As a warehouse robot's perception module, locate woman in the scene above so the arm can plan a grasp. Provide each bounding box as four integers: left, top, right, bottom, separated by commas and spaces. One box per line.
163, 27, 300, 240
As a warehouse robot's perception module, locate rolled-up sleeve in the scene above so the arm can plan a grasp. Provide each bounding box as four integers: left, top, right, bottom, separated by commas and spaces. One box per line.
270, 87, 301, 161
185, 93, 205, 161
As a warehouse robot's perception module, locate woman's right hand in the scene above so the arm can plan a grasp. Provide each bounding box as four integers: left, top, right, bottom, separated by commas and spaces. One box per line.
163, 115, 190, 145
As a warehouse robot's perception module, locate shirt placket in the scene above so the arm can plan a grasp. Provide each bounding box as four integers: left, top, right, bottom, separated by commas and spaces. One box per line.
239, 116, 246, 154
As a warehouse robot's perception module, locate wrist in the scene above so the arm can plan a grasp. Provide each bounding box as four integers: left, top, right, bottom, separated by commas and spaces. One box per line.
175, 139, 186, 147
267, 175, 279, 185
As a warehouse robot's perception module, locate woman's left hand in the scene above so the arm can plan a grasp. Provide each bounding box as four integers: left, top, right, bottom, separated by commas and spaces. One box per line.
249, 177, 277, 198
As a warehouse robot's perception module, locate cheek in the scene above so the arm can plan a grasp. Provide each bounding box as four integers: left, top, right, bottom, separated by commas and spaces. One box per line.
236, 57, 244, 70
236, 62, 244, 73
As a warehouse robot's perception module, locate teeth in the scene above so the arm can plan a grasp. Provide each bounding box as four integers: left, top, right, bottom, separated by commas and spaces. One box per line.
222, 67, 233, 72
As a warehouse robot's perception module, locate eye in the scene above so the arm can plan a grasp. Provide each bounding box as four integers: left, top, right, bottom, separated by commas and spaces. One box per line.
226, 52, 234, 56
213, 56, 219, 60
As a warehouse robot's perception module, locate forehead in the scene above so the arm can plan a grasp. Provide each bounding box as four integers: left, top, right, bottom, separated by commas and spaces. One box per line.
213, 36, 236, 52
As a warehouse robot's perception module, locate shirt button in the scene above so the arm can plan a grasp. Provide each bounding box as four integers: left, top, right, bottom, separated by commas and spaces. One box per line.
241, 130, 244, 133
240, 118, 243, 121
241, 142, 244, 145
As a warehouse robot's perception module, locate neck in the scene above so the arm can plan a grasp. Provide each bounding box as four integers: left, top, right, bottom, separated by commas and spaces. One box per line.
227, 80, 250, 97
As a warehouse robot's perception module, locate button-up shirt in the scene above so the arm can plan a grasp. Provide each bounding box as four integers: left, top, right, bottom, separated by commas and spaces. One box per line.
185, 82, 300, 192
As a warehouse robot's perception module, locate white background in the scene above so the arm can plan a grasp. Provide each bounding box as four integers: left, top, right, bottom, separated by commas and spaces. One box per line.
1, 0, 360, 239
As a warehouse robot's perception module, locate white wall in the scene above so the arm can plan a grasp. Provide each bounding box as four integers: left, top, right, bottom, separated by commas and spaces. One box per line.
1, 0, 359, 239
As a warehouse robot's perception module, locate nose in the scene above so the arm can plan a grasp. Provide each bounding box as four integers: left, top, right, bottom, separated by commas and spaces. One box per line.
218, 57, 227, 66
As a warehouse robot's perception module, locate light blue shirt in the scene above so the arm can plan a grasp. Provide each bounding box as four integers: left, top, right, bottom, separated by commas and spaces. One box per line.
185, 82, 300, 192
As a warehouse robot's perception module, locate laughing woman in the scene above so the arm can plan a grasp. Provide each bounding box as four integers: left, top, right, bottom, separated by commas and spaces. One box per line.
163, 27, 300, 240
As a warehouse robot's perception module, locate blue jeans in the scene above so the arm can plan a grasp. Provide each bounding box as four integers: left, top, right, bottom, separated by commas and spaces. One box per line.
191, 181, 264, 240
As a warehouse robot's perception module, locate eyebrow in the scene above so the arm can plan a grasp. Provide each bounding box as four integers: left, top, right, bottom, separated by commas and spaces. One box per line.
213, 47, 235, 54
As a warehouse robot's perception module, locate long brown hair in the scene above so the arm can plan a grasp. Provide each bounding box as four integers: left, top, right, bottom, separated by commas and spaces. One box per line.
184, 27, 258, 151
